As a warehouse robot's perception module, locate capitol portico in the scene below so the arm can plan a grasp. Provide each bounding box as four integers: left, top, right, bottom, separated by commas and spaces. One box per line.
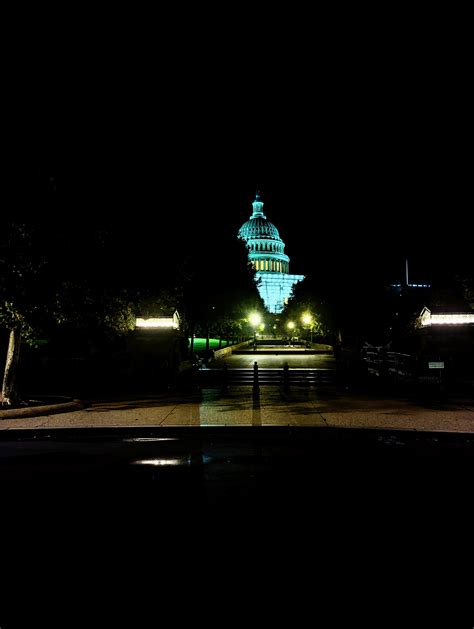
238, 191, 304, 313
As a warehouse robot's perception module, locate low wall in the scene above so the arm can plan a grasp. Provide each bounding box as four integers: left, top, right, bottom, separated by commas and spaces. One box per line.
234, 349, 332, 355
213, 340, 251, 360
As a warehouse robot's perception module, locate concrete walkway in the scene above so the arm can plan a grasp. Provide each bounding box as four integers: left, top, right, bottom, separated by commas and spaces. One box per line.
1, 387, 474, 432
212, 353, 335, 369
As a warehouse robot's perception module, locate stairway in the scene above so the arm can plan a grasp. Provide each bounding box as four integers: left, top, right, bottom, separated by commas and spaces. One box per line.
197, 368, 336, 387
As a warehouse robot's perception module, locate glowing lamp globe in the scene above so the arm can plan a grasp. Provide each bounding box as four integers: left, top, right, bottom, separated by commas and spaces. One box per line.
249, 313, 262, 327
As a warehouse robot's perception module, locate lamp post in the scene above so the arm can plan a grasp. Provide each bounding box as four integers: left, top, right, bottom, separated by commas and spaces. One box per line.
249, 313, 262, 351
302, 313, 314, 344
287, 321, 295, 346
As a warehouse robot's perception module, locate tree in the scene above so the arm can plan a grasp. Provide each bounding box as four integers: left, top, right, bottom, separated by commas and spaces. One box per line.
0, 221, 46, 405
457, 275, 474, 310
0, 168, 140, 405
282, 274, 333, 343
0, 217, 140, 406
177, 234, 263, 356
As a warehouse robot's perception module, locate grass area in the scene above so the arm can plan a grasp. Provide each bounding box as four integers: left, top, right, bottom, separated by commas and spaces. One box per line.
190, 338, 231, 353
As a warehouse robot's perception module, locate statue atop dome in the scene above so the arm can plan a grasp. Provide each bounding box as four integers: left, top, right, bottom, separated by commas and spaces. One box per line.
251, 189, 266, 218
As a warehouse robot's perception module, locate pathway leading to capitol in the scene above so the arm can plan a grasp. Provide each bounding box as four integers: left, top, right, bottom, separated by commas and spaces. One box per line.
212, 351, 335, 370
204, 344, 336, 387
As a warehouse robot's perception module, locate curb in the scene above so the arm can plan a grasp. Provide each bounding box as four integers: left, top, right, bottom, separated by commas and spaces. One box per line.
0, 399, 86, 420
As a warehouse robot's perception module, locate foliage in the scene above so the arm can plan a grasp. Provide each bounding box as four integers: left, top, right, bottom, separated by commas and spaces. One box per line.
456, 275, 474, 309
0, 170, 143, 401
0, 221, 47, 344
177, 235, 263, 342
282, 274, 333, 339
53, 280, 136, 337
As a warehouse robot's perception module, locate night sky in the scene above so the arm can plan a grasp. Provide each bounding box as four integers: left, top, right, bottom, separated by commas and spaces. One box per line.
8, 27, 471, 298
12, 132, 470, 305
61, 108, 470, 296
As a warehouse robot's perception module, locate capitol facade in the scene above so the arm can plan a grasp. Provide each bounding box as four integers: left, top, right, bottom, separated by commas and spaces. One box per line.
238, 191, 304, 313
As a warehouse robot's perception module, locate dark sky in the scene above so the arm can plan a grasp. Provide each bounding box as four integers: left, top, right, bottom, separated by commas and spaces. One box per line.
64, 102, 470, 293
9, 24, 471, 294
24, 116, 468, 300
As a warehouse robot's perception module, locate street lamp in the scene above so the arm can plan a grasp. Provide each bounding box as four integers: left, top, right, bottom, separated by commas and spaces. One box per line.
302, 312, 314, 344
249, 313, 262, 328
249, 313, 262, 350
287, 321, 295, 346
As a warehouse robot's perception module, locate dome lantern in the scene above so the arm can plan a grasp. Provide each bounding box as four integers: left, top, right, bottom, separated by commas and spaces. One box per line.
251, 190, 266, 218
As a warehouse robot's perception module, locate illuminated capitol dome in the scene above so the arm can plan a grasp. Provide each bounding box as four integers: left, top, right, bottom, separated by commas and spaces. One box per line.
238, 191, 304, 313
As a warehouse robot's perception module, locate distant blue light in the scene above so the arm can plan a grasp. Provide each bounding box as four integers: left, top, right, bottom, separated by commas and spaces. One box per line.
392, 283, 431, 289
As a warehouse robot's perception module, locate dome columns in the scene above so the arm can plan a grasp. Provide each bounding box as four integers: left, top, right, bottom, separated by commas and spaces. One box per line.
250, 256, 289, 273
250, 239, 284, 254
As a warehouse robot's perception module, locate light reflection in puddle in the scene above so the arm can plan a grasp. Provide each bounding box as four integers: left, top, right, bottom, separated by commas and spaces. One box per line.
124, 438, 178, 443
131, 458, 190, 466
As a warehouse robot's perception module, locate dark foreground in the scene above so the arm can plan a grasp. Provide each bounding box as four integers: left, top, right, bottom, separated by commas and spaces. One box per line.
1, 426, 473, 625
1, 425, 473, 528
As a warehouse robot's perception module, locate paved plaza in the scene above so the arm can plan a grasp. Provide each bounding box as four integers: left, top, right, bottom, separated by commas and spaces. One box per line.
1, 386, 474, 432
2, 348, 473, 433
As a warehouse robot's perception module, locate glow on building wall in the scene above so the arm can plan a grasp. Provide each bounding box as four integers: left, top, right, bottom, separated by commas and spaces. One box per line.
136, 317, 179, 329
238, 191, 304, 314
419, 307, 474, 327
